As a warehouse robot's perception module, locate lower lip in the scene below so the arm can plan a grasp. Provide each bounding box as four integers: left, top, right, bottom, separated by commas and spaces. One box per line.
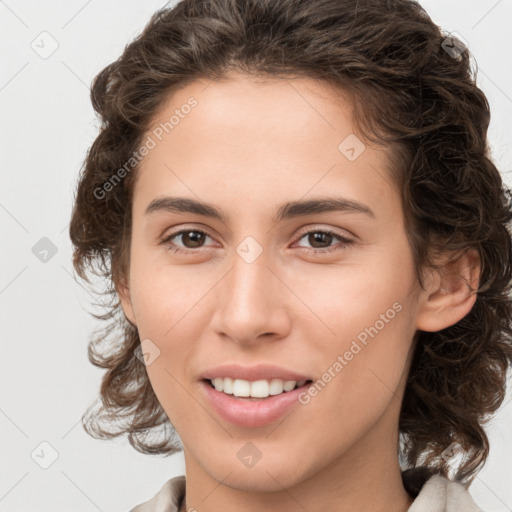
200, 380, 312, 428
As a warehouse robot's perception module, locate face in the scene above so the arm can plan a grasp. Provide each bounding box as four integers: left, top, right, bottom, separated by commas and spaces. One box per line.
118, 72, 436, 493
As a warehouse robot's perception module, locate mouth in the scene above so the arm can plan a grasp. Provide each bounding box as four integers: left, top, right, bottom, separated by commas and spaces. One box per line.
203, 377, 313, 400
199, 378, 314, 427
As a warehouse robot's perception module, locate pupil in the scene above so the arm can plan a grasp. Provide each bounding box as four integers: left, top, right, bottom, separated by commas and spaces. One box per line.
184, 231, 204, 248
310, 232, 332, 248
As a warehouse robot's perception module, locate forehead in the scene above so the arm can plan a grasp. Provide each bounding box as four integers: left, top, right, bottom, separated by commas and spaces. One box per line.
132, 72, 397, 220
148, 72, 356, 150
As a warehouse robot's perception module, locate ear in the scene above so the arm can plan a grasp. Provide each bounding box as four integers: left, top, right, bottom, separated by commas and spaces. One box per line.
115, 275, 137, 327
415, 248, 480, 332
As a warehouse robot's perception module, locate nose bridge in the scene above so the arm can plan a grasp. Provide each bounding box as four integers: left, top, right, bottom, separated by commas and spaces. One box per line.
212, 238, 290, 342
225, 242, 274, 317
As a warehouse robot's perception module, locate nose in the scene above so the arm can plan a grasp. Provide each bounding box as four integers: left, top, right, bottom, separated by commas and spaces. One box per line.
210, 245, 292, 347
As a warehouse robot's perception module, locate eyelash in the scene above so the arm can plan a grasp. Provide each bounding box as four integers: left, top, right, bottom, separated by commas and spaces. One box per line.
161, 227, 355, 255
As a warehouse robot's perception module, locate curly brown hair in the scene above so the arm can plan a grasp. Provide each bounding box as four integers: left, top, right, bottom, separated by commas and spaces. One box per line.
69, 0, 512, 486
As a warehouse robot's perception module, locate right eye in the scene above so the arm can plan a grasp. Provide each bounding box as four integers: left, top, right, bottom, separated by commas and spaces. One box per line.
161, 228, 215, 254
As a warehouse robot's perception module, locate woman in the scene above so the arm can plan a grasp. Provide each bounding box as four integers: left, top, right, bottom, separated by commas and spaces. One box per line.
69, 0, 512, 510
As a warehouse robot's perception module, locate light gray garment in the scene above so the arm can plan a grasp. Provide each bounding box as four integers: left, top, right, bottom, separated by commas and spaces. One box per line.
129, 474, 484, 512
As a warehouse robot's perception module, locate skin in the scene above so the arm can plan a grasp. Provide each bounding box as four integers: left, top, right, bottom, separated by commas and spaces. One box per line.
118, 71, 480, 512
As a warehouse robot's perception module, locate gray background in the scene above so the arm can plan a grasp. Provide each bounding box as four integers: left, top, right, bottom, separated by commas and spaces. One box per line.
1, 1, 511, 510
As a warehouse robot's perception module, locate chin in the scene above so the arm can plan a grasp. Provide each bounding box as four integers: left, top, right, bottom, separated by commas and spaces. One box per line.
201, 451, 314, 493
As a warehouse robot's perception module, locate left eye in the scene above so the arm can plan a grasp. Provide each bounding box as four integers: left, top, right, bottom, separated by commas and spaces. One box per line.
161, 228, 354, 254
294, 230, 354, 253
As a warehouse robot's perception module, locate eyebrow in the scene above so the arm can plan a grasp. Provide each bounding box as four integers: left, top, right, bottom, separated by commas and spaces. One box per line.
145, 196, 375, 223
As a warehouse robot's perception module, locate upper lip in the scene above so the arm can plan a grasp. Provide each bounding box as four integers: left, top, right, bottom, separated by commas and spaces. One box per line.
200, 364, 312, 382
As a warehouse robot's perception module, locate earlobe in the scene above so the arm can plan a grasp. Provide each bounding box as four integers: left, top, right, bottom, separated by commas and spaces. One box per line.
116, 277, 137, 327
415, 248, 480, 332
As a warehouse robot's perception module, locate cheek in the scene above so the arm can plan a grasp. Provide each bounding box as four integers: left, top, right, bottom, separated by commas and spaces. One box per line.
127, 241, 207, 336
301, 244, 414, 344
306, 242, 417, 399
125, 253, 213, 413
293, 292, 415, 466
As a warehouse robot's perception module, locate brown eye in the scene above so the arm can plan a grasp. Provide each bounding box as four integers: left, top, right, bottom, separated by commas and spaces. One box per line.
180, 230, 207, 248
307, 232, 335, 249
162, 229, 213, 253
295, 229, 355, 253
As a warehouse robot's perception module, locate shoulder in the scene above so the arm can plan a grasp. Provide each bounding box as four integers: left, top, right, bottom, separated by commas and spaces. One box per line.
129, 475, 186, 512
410, 474, 484, 512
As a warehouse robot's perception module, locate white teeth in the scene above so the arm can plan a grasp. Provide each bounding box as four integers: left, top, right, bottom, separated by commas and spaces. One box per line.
251, 379, 270, 398
223, 377, 233, 394
268, 379, 284, 396
210, 377, 307, 398
212, 377, 224, 392
233, 379, 251, 397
